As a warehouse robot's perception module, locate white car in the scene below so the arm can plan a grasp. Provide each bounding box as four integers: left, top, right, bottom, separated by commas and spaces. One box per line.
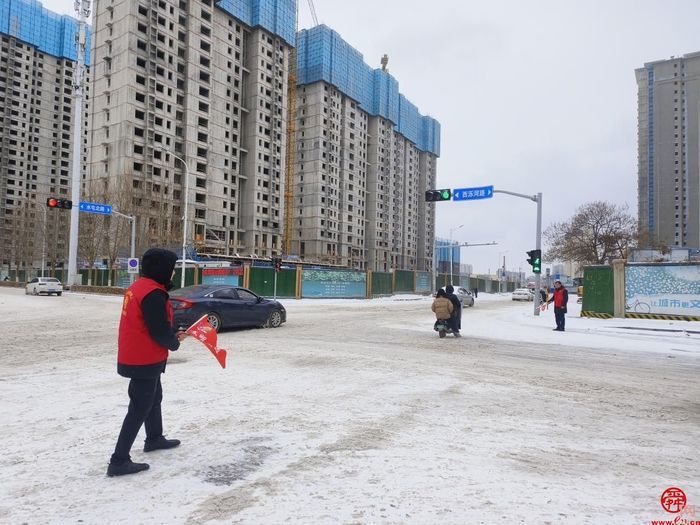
26, 277, 63, 296
512, 288, 534, 301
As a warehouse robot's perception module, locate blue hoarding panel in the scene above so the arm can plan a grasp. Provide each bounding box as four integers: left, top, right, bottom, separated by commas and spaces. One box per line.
215, 0, 296, 46
1, 0, 91, 64
301, 269, 366, 298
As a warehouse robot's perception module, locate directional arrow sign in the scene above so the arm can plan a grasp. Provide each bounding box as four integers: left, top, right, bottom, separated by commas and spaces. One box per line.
452, 185, 494, 201
79, 201, 113, 215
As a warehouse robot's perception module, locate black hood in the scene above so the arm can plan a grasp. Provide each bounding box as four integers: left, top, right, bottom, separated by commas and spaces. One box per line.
141, 248, 178, 287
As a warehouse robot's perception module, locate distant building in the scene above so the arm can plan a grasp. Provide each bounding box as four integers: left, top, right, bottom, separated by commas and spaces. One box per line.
292, 25, 440, 271
636, 52, 700, 249
0, 0, 91, 274
434, 238, 459, 275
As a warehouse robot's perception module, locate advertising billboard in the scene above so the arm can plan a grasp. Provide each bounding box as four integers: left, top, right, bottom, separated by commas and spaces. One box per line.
625, 264, 700, 316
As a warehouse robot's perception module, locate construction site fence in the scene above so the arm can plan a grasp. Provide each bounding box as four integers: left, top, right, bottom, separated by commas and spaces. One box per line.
2, 267, 520, 300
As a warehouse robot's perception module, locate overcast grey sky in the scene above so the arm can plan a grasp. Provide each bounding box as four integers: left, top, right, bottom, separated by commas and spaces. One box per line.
44, 0, 700, 274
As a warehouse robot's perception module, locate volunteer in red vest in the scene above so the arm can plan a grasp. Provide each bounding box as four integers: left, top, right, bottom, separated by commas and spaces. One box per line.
107, 248, 187, 477
547, 280, 569, 332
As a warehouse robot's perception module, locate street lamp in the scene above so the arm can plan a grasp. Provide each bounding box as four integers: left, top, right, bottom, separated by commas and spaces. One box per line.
498, 250, 508, 294
166, 150, 190, 289
449, 224, 464, 285
41, 207, 48, 278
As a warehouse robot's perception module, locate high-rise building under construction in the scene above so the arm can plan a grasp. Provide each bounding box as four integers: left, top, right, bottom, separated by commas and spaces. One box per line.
0, 0, 91, 275
292, 25, 440, 271
88, 0, 295, 257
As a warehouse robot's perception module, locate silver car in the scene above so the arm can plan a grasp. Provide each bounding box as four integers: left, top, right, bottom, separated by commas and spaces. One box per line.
442, 286, 475, 307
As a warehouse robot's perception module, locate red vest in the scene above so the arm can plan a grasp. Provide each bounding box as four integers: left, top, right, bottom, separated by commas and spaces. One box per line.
553, 287, 567, 308
118, 278, 172, 366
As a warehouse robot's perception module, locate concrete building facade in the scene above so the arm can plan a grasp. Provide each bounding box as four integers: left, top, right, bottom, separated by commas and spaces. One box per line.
87, 0, 295, 257
293, 25, 440, 271
636, 52, 700, 249
0, 0, 91, 274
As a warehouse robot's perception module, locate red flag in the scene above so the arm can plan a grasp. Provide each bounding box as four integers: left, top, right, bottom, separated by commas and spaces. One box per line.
185, 315, 227, 368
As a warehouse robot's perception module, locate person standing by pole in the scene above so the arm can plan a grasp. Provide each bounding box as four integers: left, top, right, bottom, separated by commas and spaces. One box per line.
547, 280, 568, 331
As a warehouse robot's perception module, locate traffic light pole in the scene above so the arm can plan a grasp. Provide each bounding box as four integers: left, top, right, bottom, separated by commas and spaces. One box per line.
493, 190, 543, 316
535, 192, 543, 316
66, 0, 90, 287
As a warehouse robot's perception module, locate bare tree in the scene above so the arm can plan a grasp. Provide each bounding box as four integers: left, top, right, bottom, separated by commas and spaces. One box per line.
545, 201, 637, 266
6, 202, 39, 279
91, 174, 135, 285
78, 180, 108, 284
146, 184, 181, 251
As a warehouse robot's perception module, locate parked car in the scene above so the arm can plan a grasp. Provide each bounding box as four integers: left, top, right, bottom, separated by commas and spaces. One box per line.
440, 286, 475, 307
25, 277, 63, 296
169, 285, 286, 332
512, 288, 534, 301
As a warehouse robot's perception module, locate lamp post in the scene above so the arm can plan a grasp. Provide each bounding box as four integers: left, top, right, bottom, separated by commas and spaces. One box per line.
449, 224, 464, 286
41, 206, 48, 278
167, 150, 190, 289
497, 250, 509, 294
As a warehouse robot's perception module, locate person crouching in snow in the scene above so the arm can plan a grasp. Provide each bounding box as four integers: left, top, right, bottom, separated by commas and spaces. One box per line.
432, 288, 454, 338
107, 248, 188, 477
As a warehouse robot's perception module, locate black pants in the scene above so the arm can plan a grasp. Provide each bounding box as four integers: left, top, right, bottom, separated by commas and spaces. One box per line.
554, 307, 566, 331
111, 376, 163, 464
450, 310, 461, 333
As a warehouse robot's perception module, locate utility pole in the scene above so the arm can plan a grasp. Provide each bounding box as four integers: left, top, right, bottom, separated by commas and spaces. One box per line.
66, 0, 90, 287
493, 189, 543, 316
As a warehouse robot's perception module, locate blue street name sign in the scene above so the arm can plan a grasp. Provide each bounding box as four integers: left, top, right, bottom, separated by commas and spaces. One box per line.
452, 185, 494, 201
79, 202, 113, 215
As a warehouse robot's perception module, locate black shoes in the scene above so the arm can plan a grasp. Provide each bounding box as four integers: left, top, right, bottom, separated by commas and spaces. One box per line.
107, 460, 150, 477
553, 328, 565, 331
144, 436, 181, 453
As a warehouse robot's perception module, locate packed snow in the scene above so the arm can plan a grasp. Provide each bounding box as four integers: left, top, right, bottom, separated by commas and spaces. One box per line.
0, 287, 698, 524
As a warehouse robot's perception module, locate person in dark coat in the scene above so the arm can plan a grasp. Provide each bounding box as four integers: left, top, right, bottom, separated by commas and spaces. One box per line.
472, 287, 478, 298
547, 280, 569, 331
539, 287, 547, 304
107, 248, 188, 477
444, 285, 462, 338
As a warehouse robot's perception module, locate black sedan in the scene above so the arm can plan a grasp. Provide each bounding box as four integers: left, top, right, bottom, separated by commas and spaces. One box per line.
169, 285, 286, 332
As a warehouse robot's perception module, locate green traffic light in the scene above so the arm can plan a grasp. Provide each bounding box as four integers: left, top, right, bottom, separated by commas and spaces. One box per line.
441, 190, 450, 200
533, 258, 541, 273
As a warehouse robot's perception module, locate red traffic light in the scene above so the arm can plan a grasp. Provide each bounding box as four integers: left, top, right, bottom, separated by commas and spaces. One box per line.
46, 197, 72, 209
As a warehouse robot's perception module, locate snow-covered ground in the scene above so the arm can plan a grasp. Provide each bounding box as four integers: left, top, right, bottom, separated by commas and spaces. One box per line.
0, 288, 698, 524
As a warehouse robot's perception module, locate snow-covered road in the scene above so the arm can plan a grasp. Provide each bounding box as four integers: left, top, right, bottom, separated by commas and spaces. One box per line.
0, 288, 698, 524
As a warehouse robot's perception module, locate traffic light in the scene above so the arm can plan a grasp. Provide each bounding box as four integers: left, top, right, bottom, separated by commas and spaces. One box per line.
526, 249, 542, 274
425, 189, 452, 202
272, 257, 282, 272
46, 197, 72, 209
